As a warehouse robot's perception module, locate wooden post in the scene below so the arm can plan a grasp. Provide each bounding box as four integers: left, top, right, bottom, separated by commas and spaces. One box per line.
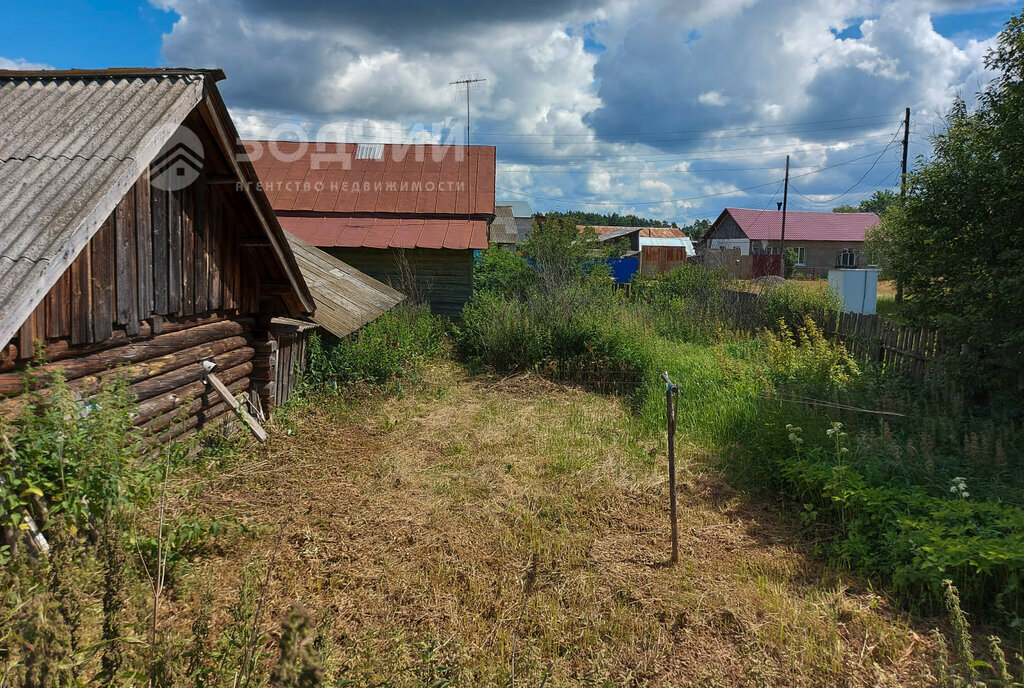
661, 371, 679, 565
203, 363, 268, 443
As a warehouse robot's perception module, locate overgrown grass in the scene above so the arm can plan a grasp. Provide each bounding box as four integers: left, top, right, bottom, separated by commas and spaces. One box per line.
458, 257, 1024, 624
304, 304, 449, 391
171, 365, 940, 686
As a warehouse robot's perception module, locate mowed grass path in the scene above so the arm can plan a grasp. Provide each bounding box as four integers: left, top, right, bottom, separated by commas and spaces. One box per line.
170, 364, 932, 686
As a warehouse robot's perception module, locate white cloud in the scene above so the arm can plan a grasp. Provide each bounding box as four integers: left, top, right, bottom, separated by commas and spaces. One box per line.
156, 0, 1007, 224
0, 56, 53, 70
698, 90, 729, 106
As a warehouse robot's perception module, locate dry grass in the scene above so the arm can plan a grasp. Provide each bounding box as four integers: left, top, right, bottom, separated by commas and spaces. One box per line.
165, 364, 933, 686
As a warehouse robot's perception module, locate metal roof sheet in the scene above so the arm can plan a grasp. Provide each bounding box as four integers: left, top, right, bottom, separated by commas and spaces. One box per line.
639, 236, 696, 255
489, 205, 519, 244
0, 71, 205, 349
497, 199, 533, 218
721, 207, 879, 242
244, 140, 496, 217
281, 216, 489, 250
283, 233, 404, 339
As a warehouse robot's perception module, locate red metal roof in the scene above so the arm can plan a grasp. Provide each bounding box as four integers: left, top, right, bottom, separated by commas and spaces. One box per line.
722, 207, 879, 242
243, 141, 496, 217
280, 216, 489, 251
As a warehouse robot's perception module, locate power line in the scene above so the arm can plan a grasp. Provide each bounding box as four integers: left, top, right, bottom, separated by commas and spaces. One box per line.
231, 110, 899, 139
786, 123, 904, 205
498, 158, 893, 176
496, 142, 900, 207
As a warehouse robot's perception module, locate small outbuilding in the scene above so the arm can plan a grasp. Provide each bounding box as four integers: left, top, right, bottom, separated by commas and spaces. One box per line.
0, 68, 398, 439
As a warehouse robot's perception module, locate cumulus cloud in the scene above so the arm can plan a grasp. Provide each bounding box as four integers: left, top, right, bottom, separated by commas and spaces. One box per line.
156, 0, 1007, 222
0, 56, 53, 70
698, 91, 729, 106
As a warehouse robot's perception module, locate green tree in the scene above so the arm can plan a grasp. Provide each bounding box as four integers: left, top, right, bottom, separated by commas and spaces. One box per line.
519, 217, 611, 292
543, 210, 672, 228
832, 189, 898, 215
868, 11, 1024, 379
684, 218, 711, 242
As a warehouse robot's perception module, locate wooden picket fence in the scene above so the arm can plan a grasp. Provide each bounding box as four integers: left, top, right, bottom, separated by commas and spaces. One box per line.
822, 310, 951, 385
721, 289, 953, 385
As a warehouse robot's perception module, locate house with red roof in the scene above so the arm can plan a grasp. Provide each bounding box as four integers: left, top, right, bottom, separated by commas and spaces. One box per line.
244, 140, 495, 316
702, 208, 879, 277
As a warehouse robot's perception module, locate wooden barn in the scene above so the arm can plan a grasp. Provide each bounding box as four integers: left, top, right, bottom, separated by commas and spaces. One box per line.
0, 68, 397, 440
244, 141, 496, 316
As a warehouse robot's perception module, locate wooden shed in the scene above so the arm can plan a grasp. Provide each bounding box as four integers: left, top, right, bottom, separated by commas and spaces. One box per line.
268, 234, 405, 403
0, 68, 321, 439
243, 141, 495, 317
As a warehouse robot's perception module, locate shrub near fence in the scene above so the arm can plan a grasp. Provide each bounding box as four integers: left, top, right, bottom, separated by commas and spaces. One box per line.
725, 289, 959, 387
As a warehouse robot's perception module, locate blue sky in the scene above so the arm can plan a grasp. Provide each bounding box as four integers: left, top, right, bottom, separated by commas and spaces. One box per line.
2, 1, 1018, 223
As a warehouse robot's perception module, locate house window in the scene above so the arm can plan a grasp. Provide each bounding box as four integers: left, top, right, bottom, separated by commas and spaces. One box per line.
839, 249, 858, 267
794, 247, 806, 266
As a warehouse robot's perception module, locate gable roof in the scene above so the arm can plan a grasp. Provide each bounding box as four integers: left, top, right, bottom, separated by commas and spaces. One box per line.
0, 68, 314, 348
244, 141, 495, 216
490, 205, 519, 244
582, 225, 685, 239
244, 140, 495, 251
283, 233, 404, 339
717, 207, 879, 242
497, 199, 533, 219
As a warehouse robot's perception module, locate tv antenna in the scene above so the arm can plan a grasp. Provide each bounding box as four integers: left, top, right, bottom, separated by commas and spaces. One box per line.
450, 74, 486, 146
451, 74, 486, 225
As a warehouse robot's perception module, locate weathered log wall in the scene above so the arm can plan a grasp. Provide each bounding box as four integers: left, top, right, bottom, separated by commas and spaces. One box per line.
2, 159, 289, 438
0, 314, 258, 439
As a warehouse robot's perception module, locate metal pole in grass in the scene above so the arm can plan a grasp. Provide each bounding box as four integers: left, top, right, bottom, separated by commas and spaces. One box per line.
661, 371, 680, 565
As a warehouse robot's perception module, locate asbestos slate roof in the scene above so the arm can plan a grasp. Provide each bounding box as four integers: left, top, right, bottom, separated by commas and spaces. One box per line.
283, 233, 405, 339
0, 70, 206, 348
489, 205, 519, 244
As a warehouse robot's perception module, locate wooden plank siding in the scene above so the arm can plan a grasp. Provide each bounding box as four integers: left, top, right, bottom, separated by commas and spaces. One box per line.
327, 247, 473, 317
8, 166, 261, 361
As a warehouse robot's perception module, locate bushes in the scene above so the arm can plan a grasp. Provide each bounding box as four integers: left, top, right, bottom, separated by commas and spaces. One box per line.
0, 374, 176, 558
761, 317, 860, 397
457, 286, 654, 396
305, 305, 448, 390
473, 245, 535, 299
778, 424, 1024, 617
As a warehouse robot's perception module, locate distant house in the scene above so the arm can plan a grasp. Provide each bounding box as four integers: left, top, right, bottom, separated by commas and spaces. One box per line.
702, 208, 879, 276
500, 200, 535, 242
637, 227, 695, 257
246, 141, 496, 316
489, 205, 519, 248
580, 226, 693, 255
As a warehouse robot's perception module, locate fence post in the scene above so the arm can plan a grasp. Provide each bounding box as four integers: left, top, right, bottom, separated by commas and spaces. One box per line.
661, 371, 679, 565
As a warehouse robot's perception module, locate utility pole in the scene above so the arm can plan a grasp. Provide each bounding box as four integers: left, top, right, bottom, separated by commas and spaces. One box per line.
779, 154, 790, 278
896, 107, 910, 303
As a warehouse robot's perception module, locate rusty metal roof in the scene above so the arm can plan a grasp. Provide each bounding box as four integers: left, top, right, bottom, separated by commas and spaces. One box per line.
489, 205, 519, 244
0, 70, 206, 349
0, 69, 317, 348
283, 233, 404, 339
281, 215, 488, 250
244, 140, 496, 217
